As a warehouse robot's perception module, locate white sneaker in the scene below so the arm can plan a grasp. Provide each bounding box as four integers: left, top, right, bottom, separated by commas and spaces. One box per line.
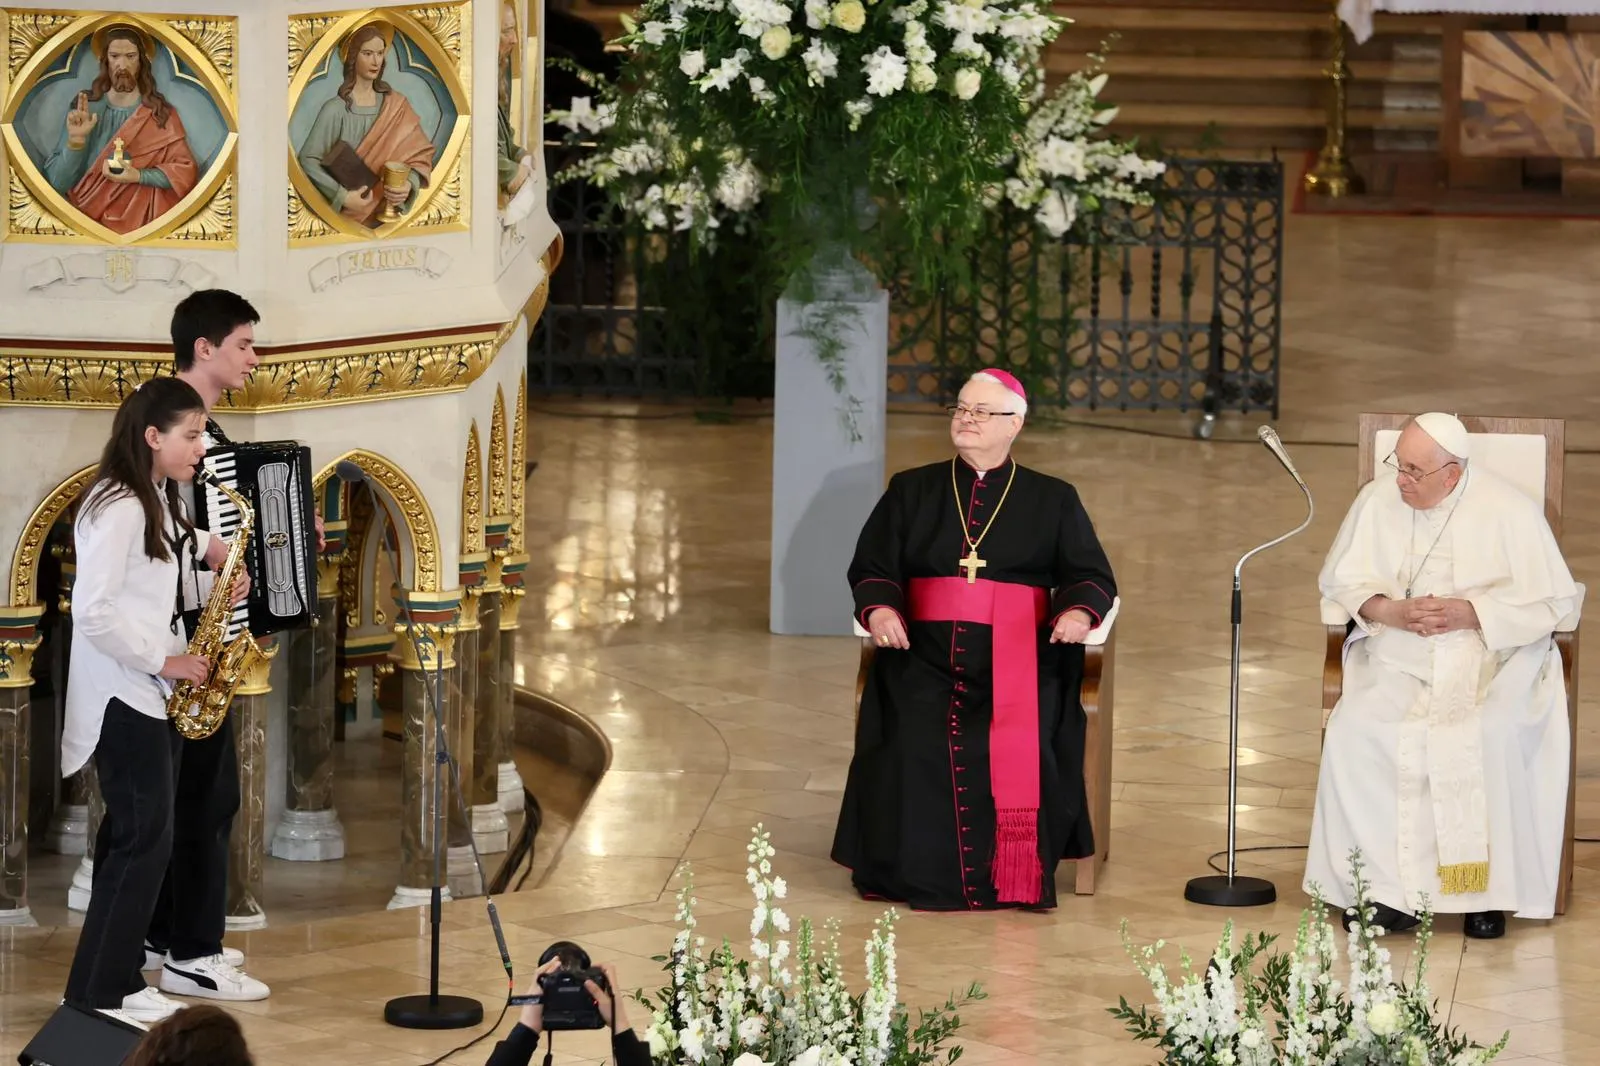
100, 987, 183, 1025
160, 953, 270, 1002
143, 942, 245, 971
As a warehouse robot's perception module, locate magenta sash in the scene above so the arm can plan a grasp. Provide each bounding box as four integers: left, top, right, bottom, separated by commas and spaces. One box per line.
908, 577, 1048, 904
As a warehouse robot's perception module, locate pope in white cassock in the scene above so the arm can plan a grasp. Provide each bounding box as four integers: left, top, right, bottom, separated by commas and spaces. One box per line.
1304, 412, 1581, 941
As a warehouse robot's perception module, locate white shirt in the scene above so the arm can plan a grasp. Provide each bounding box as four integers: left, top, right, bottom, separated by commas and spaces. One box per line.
62, 481, 214, 776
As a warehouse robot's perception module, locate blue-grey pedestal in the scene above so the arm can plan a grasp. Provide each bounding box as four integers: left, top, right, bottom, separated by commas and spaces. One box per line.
770, 280, 889, 636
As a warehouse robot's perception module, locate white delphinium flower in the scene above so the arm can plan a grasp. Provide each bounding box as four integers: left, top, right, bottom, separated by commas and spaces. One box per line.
680, 50, 707, 77
641, 20, 671, 45
908, 63, 936, 93
951, 68, 981, 100
902, 20, 936, 64
891, 0, 930, 20
760, 24, 793, 59
844, 97, 874, 130
864, 46, 908, 96
736, 1014, 767, 1045
803, 39, 839, 84
805, 0, 831, 28
1116, 152, 1167, 182
770, 876, 787, 899
732, 0, 791, 37
934, 1, 991, 35
995, 10, 1056, 45
1035, 136, 1087, 181
678, 1016, 710, 1062
994, 58, 1022, 88
861, 911, 899, 1066
701, 49, 751, 92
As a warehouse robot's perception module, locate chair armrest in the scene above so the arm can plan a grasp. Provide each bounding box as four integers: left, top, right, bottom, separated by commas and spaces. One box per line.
1320, 598, 1353, 626
1083, 596, 1120, 647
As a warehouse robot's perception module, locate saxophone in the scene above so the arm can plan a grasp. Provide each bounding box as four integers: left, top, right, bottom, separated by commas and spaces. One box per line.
166, 469, 274, 740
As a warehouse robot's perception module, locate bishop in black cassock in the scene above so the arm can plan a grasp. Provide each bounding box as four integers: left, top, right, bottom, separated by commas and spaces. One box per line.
830, 370, 1117, 911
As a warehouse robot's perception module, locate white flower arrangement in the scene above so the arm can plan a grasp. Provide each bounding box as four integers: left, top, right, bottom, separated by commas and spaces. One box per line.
636, 826, 982, 1065
999, 63, 1167, 239
1112, 851, 1509, 1066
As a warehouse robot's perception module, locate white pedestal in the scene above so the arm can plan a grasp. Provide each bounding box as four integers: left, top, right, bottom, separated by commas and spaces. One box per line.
471, 802, 510, 854
46, 803, 88, 855
770, 274, 889, 636
67, 856, 93, 912
270, 808, 347, 861
0, 906, 37, 927
498, 761, 524, 813
446, 844, 482, 899
225, 911, 267, 932
388, 884, 452, 910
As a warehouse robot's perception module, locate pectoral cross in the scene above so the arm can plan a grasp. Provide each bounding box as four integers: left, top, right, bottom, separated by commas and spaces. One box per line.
958, 549, 986, 584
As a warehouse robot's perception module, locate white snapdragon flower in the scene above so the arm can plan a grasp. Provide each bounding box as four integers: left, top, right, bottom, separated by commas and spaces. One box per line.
747, 75, 777, 103
680, 50, 707, 77
805, 0, 831, 28
951, 67, 981, 100
803, 39, 839, 84
996, 12, 1055, 45
701, 49, 751, 92
679, 1017, 710, 1062
934, 2, 991, 35
641, 20, 670, 45
736, 1015, 767, 1045
844, 97, 874, 130
902, 21, 936, 64
760, 24, 793, 59
770, 876, 787, 899
732, 0, 791, 36
948, 31, 988, 61
864, 46, 908, 96
1036, 136, 1087, 180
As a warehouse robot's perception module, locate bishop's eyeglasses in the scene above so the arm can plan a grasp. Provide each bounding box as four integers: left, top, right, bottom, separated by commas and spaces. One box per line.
1383, 452, 1458, 484
946, 404, 1016, 423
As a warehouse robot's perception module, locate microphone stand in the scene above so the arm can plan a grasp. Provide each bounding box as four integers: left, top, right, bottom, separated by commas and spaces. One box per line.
337, 467, 485, 1029
1184, 430, 1314, 908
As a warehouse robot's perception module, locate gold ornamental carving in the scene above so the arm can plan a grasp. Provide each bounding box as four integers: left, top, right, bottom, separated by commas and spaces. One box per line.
284, 5, 471, 246
315, 449, 441, 593
1, 12, 240, 246
0, 634, 41, 687
392, 621, 456, 672
489, 386, 508, 520
338, 486, 376, 629
462, 421, 484, 554
510, 372, 526, 552
10, 462, 96, 607
0, 316, 520, 411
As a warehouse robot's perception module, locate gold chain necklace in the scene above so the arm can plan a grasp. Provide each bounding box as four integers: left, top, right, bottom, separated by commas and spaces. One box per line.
950, 457, 1017, 584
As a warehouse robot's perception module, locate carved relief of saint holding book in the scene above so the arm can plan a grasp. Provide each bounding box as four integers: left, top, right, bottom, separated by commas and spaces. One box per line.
296, 21, 437, 227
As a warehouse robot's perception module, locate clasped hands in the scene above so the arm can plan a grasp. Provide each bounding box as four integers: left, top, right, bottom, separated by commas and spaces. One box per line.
1366, 594, 1477, 637
866, 606, 1093, 649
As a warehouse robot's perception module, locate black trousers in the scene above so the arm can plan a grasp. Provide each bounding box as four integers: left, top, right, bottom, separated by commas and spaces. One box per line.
64, 699, 183, 1009
144, 708, 237, 962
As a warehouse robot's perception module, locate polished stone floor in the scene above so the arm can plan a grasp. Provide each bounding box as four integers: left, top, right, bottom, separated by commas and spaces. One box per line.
5, 205, 1600, 1064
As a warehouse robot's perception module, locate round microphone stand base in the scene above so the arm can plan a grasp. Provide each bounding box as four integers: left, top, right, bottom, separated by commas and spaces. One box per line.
1184, 874, 1277, 908
384, 993, 484, 1030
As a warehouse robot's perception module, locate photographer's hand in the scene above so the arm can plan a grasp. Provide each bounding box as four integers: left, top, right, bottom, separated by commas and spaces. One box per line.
518, 959, 562, 1033
585, 964, 628, 1030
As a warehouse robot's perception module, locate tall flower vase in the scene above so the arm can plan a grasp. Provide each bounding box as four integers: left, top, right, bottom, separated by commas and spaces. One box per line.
769, 242, 888, 636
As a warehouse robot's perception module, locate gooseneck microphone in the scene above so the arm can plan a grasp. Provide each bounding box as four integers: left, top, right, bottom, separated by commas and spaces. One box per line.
1257, 425, 1306, 487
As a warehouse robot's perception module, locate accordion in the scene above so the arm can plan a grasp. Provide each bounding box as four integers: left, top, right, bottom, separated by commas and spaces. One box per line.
194, 441, 318, 638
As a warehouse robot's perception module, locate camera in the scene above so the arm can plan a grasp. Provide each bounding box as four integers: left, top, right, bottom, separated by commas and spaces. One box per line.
535, 941, 610, 1030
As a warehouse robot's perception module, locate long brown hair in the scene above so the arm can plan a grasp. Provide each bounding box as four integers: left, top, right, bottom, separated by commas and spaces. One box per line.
127, 1004, 253, 1066
85, 377, 204, 562
87, 25, 173, 129
337, 23, 395, 110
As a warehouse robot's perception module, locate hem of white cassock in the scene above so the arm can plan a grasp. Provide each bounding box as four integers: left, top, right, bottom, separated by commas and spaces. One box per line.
851, 596, 1121, 643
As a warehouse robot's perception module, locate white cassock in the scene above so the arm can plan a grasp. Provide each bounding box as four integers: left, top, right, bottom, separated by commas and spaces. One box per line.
1305, 465, 1581, 919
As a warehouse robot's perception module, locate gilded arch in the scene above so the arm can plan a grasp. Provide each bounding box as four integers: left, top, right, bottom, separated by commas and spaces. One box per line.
463, 422, 484, 554
10, 463, 98, 607
314, 449, 440, 593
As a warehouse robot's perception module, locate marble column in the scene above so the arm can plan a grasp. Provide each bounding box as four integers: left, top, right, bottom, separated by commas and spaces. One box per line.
46, 561, 88, 855
225, 642, 277, 930
470, 579, 508, 850
498, 556, 529, 813
389, 591, 462, 910
0, 606, 44, 926
270, 576, 345, 861
445, 585, 481, 898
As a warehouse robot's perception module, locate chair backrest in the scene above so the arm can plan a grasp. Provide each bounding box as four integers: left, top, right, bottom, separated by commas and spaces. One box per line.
1357, 412, 1565, 541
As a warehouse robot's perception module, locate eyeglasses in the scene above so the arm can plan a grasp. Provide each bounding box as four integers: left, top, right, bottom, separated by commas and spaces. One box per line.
946, 404, 1016, 423
1383, 452, 1458, 484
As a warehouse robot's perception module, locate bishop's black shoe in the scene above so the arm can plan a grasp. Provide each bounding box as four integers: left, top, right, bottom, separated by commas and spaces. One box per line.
1341, 902, 1420, 935
1463, 911, 1506, 940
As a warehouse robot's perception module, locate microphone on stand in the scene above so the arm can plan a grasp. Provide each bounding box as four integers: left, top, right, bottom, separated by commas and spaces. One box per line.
333, 460, 506, 1028
1183, 427, 1314, 908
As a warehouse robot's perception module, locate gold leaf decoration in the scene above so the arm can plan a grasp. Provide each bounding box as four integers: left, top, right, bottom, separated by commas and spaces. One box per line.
168, 17, 235, 90
8, 172, 71, 238
510, 373, 527, 551
288, 183, 334, 241
411, 156, 464, 230
489, 388, 509, 519
410, 5, 463, 62
11, 463, 98, 607
288, 15, 340, 79
463, 423, 484, 552
7, 11, 75, 80
170, 172, 234, 242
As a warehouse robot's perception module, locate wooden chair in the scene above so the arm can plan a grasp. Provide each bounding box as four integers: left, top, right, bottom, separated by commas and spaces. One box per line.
853, 609, 1118, 895
1320, 413, 1582, 915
